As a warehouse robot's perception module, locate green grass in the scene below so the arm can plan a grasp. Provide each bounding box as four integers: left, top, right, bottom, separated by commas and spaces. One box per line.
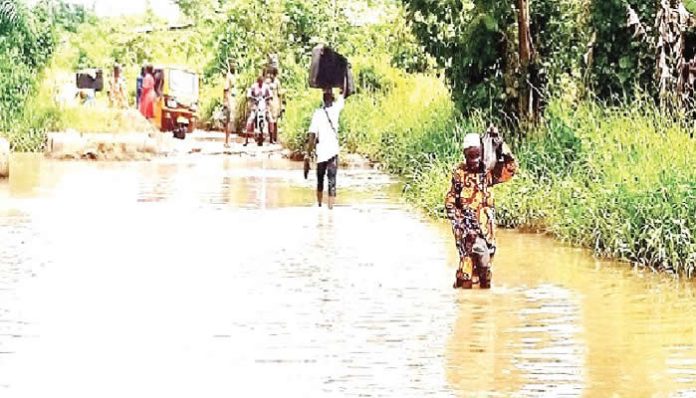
495, 100, 696, 275
59, 104, 155, 134
1, 66, 63, 152
2, 97, 62, 152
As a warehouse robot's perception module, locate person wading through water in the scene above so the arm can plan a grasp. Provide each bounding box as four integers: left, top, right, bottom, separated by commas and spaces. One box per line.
305, 87, 346, 209
445, 126, 518, 288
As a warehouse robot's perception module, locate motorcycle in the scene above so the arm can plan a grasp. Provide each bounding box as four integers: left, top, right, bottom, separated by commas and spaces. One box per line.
172, 116, 189, 140
253, 97, 270, 146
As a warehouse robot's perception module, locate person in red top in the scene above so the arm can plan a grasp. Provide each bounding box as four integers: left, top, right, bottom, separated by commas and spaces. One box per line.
139, 64, 156, 119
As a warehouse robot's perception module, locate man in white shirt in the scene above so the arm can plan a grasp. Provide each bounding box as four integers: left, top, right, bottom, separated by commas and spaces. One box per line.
306, 88, 345, 209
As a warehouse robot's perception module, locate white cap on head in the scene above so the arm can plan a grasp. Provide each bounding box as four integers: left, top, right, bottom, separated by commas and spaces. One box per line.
463, 133, 481, 149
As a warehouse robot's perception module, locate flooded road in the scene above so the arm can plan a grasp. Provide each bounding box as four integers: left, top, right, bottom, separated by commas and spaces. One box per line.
1, 154, 696, 397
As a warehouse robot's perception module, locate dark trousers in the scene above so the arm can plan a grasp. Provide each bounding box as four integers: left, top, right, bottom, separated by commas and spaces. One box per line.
317, 155, 338, 197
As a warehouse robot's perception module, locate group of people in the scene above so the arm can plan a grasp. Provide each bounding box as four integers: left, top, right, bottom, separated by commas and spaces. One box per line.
222, 59, 284, 147
108, 57, 285, 146
106, 61, 157, 121
115, 54, 519, 289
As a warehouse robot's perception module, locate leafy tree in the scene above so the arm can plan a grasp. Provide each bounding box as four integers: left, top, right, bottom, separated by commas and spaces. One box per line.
52, 1, 94, 33
1, 0, 59, 128
402, 0, 583, 124
404, 1, 512, 116
587, 0, 656, 100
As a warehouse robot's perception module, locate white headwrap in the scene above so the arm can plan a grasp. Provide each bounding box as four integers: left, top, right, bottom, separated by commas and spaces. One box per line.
463, 133, 481, 149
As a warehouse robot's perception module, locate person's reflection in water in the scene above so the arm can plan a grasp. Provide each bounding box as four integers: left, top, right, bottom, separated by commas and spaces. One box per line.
445, 293, 524, 396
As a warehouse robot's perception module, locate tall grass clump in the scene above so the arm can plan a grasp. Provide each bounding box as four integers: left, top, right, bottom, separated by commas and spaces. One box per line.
495, 99, 696, 276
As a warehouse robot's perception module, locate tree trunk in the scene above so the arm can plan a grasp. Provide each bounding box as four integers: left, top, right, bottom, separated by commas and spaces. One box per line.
516, 0, 536, 125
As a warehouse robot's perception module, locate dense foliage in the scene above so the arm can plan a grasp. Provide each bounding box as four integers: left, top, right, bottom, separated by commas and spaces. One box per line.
403, 0, 586, 120
587, 0, 657, 100
402, 0, 679, 118
1, 1, 55, 125
1, 0, 92, 150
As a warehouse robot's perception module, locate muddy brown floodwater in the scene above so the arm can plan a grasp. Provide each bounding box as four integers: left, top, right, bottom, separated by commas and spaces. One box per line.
1, 153, 696, 398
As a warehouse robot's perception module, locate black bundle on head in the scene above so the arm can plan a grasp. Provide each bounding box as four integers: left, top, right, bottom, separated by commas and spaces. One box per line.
309, 44, 348, 89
